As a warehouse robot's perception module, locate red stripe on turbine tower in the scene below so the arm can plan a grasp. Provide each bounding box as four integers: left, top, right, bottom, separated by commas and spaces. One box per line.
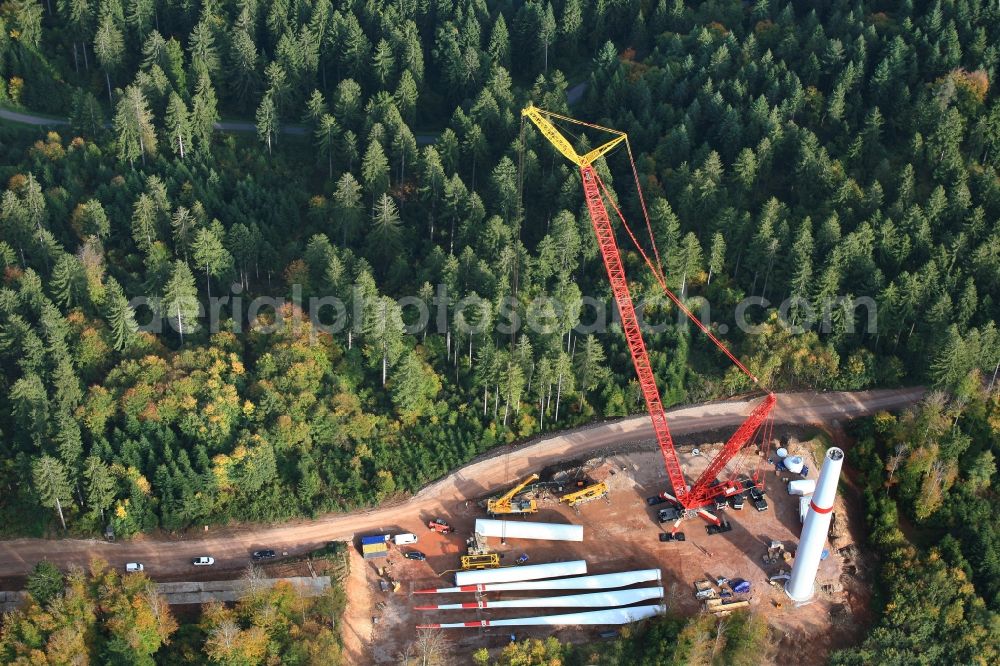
809, 501, 834, 514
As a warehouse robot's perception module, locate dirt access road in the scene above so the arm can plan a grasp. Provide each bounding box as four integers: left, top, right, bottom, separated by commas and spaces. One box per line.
0, 388, 923, 579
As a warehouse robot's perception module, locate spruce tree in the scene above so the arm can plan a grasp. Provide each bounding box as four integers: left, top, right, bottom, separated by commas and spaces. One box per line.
161, 260, 199, 343
32, 455, 72, 530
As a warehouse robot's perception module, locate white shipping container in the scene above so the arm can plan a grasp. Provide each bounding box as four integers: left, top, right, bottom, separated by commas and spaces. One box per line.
474, 519, 583, 542
454, 560, 586, 587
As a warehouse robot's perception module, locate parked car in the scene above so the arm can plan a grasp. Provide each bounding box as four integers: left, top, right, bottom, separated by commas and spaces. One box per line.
402, 550, 426, 561
125, 562, 144, 572
192, 556, 215, 566
393, 533, 418, 545
658, 506, 682, 523
753, 496, 769, 512
659, 532, 686, 542
729, 493, 746, 510
706, 521, 733, 535
252, 549, 276, 560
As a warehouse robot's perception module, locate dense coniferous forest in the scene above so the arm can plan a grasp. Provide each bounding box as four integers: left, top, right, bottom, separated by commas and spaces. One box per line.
1, 0, 999, 660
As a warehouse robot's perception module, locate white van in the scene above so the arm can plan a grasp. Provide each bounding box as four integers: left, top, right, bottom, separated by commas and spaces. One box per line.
126, 562, 144, 572
393, 533, 418, 546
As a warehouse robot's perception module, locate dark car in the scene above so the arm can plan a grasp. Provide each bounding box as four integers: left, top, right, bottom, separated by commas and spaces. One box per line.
753, 496, 769, 512
658, 507, 682, 523
706, 521, 733, 535
646, 494, 669, 506
729, 493, 746, 510
252, 549, 277, 560
659, 532, 686, 542
403, 550, 426, 561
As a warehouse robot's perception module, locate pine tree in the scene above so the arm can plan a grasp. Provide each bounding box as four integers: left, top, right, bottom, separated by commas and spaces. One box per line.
790, 217, 815, 297
363, 295, 405, 385
394, 70, 419, 125
368, 193, 402, 260
32, 455, 72, 530
574, 335, 609, 408
93, 9, 124, 104
70, 89, 105, 138
708, 232, 726, 285
191, 226, 232, 299
315, 114, 339, 179
391, 124, 417, 183
188, 20, 220, 77
333, 173, 363, 244
303, 89, 327, 127
229, 29, 259, 109
361, 140, 390, 205
54, 411, 83, 481
161, 260, 199, 343
11, 374, 48, 447
487, 14, 510, 67
50, 253, 87, 307
125, 0, 153, 42
164, 92, 191, 160
392, 351, 441, 418
372, 38, 395, 87
256, 94, 279, 154
677, 232, 703, 297
114, 85, 157, 167
539, 2, 557, 73
190, 72, 219, 154
83, 455, 116, 521
105, 277, 138, 351
170, 206, 196, 260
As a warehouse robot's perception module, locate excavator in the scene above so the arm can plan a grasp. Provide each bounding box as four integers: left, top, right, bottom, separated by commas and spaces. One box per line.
486, 473, 540, 515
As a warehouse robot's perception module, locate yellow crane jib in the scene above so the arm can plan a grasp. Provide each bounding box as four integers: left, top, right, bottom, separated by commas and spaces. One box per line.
486, 473, 540, 515
521, 104, 627, 168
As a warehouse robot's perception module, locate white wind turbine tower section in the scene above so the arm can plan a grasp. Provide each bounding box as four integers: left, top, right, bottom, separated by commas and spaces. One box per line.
786, 447, 845, 603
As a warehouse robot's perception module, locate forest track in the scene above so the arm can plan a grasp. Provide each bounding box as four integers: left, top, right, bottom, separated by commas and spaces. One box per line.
0, 387, 923, 580
0, 105, 438, 144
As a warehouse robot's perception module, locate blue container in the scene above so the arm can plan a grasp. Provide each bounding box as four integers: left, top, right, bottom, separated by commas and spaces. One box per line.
361, 535, 388, 546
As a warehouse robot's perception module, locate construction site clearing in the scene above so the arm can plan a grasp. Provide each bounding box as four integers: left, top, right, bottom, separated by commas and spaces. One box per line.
341, 435, 871, 665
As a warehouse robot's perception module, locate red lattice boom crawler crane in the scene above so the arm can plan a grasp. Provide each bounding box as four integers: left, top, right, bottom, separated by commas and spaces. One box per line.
522, 105, 776, 523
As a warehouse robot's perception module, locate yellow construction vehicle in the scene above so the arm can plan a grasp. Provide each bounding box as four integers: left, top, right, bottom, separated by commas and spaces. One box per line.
460, 553, 501, 570
560, 481, 609, 508
486, 474, 540, 515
